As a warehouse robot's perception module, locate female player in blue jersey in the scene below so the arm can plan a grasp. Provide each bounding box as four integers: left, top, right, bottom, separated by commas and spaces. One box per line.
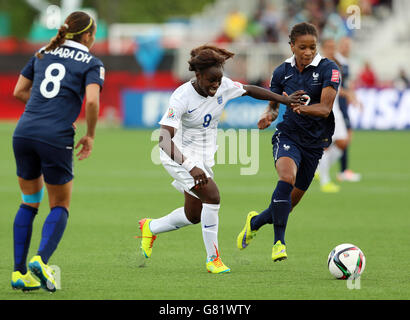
237, 22, 340, 261
11, 11, 104, 292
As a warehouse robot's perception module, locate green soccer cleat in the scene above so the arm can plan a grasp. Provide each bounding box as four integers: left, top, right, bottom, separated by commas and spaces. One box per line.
206, 247, 231, 274
236, 211, 259, 250
28, 255, 57, 292
11, 271, 41, 292
137, 218, 157, 258
272, 240, 287, 262
206, 256, 231, 274
320, 181, 340, 193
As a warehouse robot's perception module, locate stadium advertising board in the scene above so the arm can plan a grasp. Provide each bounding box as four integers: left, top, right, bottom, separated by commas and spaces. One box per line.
122, 88, 410, 130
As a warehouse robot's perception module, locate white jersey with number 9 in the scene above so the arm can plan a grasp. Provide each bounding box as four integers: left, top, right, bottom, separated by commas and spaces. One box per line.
159, 76, 246, 167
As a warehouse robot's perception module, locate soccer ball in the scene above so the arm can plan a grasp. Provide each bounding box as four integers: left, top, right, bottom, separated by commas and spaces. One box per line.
327, 243, 366, 279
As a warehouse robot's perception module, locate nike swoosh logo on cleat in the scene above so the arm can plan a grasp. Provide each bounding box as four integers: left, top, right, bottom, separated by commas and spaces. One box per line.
242, 230, 248, 248
273, 199, 288, 203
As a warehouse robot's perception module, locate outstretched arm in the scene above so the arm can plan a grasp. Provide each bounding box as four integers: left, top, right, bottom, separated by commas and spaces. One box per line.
292, 86, 337, 118
243, 85, 303, 107
251, 86, 306, 130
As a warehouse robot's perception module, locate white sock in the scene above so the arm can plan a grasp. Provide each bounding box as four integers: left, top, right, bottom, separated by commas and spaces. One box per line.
318, 144, 343, 185
201, 203, 220, 260
149, 207, 192, 234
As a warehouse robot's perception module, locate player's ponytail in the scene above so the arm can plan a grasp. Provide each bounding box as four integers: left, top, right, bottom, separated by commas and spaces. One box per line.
188, 45, 235, 72
36, 11, 95, 59
36, 24, 69, 58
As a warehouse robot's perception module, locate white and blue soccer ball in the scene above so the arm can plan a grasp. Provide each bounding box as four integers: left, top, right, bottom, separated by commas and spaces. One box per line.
327, 243, 366, 279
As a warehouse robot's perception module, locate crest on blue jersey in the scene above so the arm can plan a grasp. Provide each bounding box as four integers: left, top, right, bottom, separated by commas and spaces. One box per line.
217, 96, 223, 104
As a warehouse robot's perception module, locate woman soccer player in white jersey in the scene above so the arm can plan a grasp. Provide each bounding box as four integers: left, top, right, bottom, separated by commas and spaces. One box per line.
138, 45, 304, 273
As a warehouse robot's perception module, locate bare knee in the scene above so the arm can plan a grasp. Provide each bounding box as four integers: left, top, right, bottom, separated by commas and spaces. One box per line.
335, 139, 348, 151
48, 193, 70, 210
275, 157, 297, 186
46, 181, 72, 211
192, 179, 220, 205
202, 192, 220, 205
184, 193, 203, 224
278, 174, 295, 186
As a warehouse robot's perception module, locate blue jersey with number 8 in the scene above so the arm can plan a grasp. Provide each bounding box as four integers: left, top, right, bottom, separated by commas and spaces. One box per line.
13, 40, 104, 149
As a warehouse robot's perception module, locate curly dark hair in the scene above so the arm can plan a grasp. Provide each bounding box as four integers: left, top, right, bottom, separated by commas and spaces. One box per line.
289, 22, 318, 44
188, 45, 235, 72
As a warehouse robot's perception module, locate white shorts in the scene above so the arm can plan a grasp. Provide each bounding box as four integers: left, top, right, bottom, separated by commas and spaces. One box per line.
332, 99, 348, 141
159, 149, 214, 198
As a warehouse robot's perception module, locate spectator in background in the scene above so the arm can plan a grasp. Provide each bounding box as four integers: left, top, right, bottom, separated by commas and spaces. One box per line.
246, 9, 264, 43
247, 0, 285, 43
338, 0, 360, 13
357, 61, 378, 87
223, 9, 248, 42
394, 68, 410, 90
289, 0, 326, 35
338, 0, 372, 16
259, 4, 282, 43
322, 0, 349, 40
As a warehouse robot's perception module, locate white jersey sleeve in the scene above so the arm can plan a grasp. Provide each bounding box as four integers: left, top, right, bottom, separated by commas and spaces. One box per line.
222, 76, 246, 102
159, 89, 187, 129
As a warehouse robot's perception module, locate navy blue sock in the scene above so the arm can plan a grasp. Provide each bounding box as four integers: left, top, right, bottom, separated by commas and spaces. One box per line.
37, 206, 69, 264
13, 204, 38, 273
271, 180, 293, 245
250, 208, 273, 231
340, 148, 348, 172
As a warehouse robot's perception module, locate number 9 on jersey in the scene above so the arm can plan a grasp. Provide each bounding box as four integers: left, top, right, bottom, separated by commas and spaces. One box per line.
203, 114, 212, 127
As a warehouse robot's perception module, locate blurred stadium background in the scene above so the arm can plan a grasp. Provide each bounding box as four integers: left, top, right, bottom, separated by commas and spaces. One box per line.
0, 0, 409, 129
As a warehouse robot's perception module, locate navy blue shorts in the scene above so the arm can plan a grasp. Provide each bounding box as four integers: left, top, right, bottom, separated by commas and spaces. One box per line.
13, 137, 73, 185
272, 131, 323, 191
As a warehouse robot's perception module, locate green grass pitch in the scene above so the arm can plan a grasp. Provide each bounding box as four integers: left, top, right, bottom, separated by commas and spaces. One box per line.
0, 122, 409, 300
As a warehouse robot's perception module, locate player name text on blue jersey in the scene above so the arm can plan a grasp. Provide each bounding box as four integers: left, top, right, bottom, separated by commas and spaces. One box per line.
45, 47, 93, 63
